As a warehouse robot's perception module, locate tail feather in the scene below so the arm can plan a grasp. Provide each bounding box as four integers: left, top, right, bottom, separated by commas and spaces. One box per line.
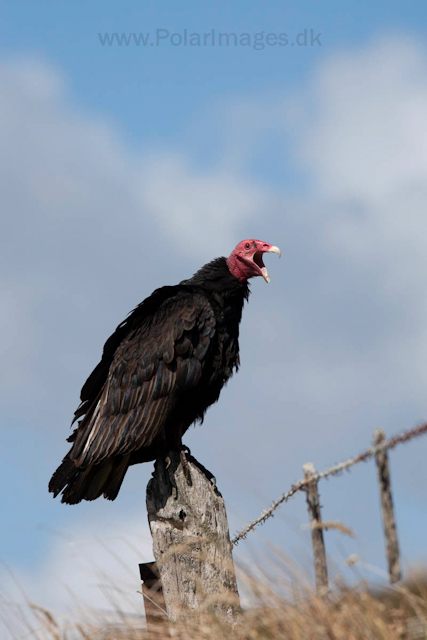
102, 454, 131, 501
48, 457, 76, 498
84, 459, 114, 501
48, 454, 130, 504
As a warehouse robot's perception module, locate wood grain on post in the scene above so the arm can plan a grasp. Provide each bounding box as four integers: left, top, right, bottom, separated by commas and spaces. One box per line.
139, 561, 170, 638
374, 429, 402, 584
146, 451, 240, 625
303, 462, 329, 594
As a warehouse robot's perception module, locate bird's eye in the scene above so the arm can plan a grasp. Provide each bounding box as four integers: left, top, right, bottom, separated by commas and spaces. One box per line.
245, 243, 250, 249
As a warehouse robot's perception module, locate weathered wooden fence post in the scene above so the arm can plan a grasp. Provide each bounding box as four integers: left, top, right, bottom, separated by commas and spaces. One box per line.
146, 451, 240, 626
374, 429, 402, 584
303, 462, 329, 594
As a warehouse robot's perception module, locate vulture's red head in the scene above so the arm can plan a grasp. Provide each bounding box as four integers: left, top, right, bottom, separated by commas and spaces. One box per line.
226, 239, 281, 283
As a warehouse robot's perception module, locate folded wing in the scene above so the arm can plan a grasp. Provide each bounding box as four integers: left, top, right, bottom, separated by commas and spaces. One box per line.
70, 292, 216, 467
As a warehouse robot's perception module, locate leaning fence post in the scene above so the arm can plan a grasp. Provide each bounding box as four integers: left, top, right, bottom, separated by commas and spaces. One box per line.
303, 462, 329, 594
139, 561, 170, 638
146, 451, 240, 625
374, 429, 402, 583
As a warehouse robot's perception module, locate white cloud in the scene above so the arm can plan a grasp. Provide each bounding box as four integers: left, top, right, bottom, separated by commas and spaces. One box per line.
0, 516, 152, 637
285, 37, 427, 402
139, 153, 271, 257
289, 36, 427, 202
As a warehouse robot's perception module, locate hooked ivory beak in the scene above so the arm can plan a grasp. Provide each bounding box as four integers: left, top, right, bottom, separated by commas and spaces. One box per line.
267, 246, 281, 258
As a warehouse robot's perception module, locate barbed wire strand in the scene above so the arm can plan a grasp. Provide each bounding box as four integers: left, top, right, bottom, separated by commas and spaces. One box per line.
231, 422, 427, 546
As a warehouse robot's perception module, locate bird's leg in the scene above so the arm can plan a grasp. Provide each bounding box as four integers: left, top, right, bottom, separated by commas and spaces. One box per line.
164, 446, 190, 471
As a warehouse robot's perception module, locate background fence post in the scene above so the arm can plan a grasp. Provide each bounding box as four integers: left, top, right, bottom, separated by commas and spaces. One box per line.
303, 462, 329, 594
374, 429, 402, 584
146, 451, 240, 625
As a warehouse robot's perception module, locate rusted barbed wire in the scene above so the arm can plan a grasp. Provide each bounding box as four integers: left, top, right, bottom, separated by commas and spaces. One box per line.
231, 422, 427, 545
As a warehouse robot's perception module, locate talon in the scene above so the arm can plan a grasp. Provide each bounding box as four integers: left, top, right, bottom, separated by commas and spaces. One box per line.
179, 448, 188, 467
180, 449, 191, 481
165, 455, 171, 469
210, 476, 217, 489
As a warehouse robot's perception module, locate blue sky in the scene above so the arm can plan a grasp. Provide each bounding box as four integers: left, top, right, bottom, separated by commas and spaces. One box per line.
1, 0, 427, 634
2, 0, 424, 152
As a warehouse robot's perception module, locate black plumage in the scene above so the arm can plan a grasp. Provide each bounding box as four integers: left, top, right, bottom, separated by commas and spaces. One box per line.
49, 257, 250, 504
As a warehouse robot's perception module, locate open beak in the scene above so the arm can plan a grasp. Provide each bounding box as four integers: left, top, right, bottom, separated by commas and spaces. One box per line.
253, 245, 281, 283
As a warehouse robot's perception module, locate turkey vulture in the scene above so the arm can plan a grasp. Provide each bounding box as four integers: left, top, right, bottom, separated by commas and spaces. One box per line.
49, 239, 280, 504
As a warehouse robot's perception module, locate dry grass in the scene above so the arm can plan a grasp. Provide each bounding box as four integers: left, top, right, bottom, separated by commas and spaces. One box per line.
2, 561, 427, 640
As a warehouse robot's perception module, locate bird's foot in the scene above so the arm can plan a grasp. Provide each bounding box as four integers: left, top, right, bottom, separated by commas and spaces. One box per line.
178, 445, 191, 482
164, 445, 191, 472
180, 444, 191, 457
